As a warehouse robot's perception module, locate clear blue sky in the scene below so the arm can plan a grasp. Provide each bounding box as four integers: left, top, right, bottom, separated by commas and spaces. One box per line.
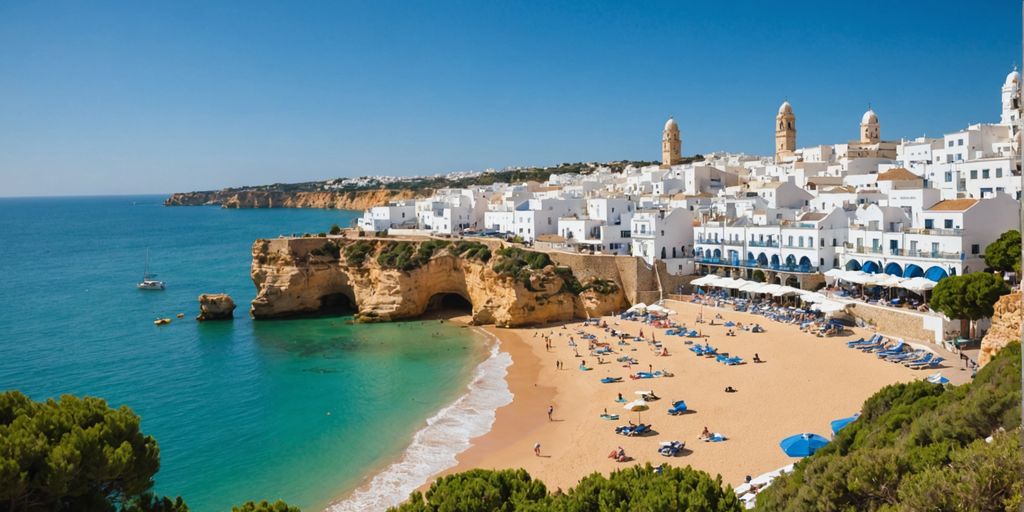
0, 1, 1020, 196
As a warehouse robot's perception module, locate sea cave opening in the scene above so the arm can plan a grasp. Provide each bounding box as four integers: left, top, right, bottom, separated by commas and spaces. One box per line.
426, 292, 473, 314
317, 292, 356, 316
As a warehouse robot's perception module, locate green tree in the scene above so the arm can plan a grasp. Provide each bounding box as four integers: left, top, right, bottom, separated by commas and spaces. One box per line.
231, 500, 301, 512
984, 229, 1021, 273
929, 272, 1009, 336
388, 465, 741, 512
328, 224, 342, 235
750, 270, 765, 283
0, 391, 174, 512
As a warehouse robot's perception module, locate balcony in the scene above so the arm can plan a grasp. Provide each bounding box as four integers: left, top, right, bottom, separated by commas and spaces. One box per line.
903, 227, 965, 236
747, 240, 780, 248
844, 243, 963, 261
695, 257, 818, 274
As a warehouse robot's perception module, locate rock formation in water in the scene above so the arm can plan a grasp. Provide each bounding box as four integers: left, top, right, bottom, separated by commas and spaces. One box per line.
165, 188, 425, 210
197, 293, 237, 321
249, 237, 628, 327
979, 291, 1022, 366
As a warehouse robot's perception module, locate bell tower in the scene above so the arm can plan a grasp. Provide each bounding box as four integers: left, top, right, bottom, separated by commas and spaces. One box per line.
775, 101, 796, 163
860, 107, 880, 143
662, 117, 682, 168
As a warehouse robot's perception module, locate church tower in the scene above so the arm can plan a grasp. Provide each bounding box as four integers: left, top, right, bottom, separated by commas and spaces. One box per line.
661, 117, 682, 168
1001, 68, 1020, 126
775, 101, 796, 163
860, 108, 880, 143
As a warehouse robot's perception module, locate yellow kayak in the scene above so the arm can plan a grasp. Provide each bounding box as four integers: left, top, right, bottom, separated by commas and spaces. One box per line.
154, 318, 171, 326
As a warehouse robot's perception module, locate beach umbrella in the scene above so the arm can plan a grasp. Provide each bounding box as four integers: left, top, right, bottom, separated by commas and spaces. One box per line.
780, 433, 829, 457
830, 414, 860, 435
623, 399, 650, 422
926, 372, 950, 385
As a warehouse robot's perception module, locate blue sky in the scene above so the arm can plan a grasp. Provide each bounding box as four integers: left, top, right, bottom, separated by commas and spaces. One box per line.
0, 1, 1019, 196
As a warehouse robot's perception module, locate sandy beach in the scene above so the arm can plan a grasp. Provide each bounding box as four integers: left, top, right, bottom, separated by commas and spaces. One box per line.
442, 298, 970, 492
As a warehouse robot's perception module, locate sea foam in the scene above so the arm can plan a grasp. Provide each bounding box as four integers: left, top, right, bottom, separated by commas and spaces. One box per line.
327, 332, 513, 512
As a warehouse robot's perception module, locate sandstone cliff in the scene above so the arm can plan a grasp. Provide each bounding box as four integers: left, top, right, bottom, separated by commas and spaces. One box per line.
165, 188, 426, 210
250, 237, 627, 327
197, 293, 237, 321
979, 291, 1022, 366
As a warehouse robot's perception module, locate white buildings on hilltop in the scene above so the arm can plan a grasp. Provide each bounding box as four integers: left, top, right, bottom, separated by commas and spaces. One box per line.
356, 69, 1021, 284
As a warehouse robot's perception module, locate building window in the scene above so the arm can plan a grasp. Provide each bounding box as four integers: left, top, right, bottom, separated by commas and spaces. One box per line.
948, 140, 954, 147
996, 168, 1003, 178
944, 172, 952, 182
982, 169, 990, 179
944, 219, 953, 229
971, 244, 980, 254
970, 170, 977, 179
925, 219, 933, 229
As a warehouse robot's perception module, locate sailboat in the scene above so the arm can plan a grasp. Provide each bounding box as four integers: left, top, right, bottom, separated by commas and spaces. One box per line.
137, 249, 165, 290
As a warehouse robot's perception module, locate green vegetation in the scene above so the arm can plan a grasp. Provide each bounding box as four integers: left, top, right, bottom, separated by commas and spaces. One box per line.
310, 241, 341, 259
493, 247, 553, 289
388, 465, 741, 512
985, 229, 1021, 274
328, 224, 342, 235
929, 272, 1010, 336
0, 391, 300, 512
343, 241, 374, 266
376, 240, 452, 271
754, 342, 1022, 511
231, 501, 300, 512
585, 278, 619, 295
750, 270, 765, 283
450, 240, 492, 262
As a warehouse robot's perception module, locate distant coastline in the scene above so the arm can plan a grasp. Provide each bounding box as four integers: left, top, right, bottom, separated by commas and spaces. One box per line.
164, 188, 424, 210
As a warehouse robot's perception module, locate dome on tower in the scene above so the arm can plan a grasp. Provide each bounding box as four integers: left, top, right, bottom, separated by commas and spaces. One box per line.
778, 101, 792, 115
1005, 69, 1020, 86
861, 108, 878, 124
664, 117, 678, 131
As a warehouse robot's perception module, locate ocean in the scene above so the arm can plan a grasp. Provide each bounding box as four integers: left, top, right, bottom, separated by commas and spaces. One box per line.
0, 196, 509, 512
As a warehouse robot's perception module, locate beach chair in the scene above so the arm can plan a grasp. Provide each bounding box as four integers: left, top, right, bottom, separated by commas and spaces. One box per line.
658, 440, 684, 457
630, 424, 651, 436
849, 334, 881, 347
845, 337, 867, 347
909, 357, 944, 370
599, 413, 619, 420
667, 400, 688, 415
902, 353, 933, 367
600, 377, 622, 383
876, 341, 905, 357
715, 354, 729, 364
885, 350, 921, 363
725, 356, 743, 365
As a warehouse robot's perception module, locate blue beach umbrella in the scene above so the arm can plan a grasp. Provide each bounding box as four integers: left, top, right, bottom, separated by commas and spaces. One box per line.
780, 433, 830, 457
926, 373, 950, 385
830, 414, 860, 435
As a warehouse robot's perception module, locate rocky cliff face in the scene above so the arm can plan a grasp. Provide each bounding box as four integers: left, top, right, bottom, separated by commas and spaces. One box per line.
979, 291, 1022, 366
250, 237, 627, 327
196, 293, 236, 321
165, 188, 425, 210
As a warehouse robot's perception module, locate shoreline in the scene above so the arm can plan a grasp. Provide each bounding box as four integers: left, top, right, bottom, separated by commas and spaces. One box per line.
325, 315, 512, 511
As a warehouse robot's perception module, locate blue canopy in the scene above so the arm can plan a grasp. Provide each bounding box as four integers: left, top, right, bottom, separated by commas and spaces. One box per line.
861, 261, 880, 274
830, 414, 860, 435
780, 433, 830, 457
903, 264, 924, 279
924, 266, 948, 282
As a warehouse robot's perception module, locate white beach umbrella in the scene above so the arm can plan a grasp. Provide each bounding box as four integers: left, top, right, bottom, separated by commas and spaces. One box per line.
633, 390, 653, 396
739, 282, 763, 293
824, 268, 845, 279
876, 274, 905, 287
626, 303, 648, 313
692, 275, 718, 286
623, 398, 650, 422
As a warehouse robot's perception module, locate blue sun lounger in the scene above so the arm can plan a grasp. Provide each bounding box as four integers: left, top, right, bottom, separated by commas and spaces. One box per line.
667, 400, 688, 415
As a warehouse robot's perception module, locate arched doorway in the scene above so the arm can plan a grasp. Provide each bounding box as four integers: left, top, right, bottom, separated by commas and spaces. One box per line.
798, 256, 811, 271
902, 264, 924, 278
883, 262, 903, 276
757, 253, 769, 266
861, 261, 880, 274
924, 266, 948, 282
845, 259, 861, 271
785, 276, 800, 288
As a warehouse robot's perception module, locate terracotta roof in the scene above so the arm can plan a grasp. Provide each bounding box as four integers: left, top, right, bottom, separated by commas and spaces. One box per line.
799, 212, 827, 221
926, 198, 979, 211
876, 167, 921, 181
535, 234, 566, 242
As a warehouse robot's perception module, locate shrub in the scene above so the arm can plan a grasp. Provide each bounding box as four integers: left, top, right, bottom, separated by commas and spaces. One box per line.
329, 224, 342, 235
344, 241, 374, 266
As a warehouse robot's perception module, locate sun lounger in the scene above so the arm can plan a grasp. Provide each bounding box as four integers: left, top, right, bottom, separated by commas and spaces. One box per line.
667, 400, 688, 415
909, 356, 944, 369
658, 440, 685, 457
600, 377, 623, 383
902, 353, 933, 367
599, 413, 619, 420
725, 356, 743, 365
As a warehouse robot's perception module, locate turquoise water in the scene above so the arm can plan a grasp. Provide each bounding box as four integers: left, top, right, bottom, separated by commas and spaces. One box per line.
0, 196, 487, 511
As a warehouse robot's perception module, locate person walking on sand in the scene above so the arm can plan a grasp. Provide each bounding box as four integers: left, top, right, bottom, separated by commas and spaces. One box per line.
548, 405, 554, 421
534, 442, 541, 456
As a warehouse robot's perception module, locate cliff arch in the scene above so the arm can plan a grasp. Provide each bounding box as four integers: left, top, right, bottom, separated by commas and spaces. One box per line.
426, 292, 473, 313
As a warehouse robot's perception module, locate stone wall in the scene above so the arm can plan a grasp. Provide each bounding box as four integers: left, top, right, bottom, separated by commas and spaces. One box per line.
845, 302, 943, 343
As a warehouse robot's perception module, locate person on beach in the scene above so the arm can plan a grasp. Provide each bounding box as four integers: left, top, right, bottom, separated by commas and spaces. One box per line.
534, 442, 541, 456
700, 427, 711, 440
548, 405, 554, 421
